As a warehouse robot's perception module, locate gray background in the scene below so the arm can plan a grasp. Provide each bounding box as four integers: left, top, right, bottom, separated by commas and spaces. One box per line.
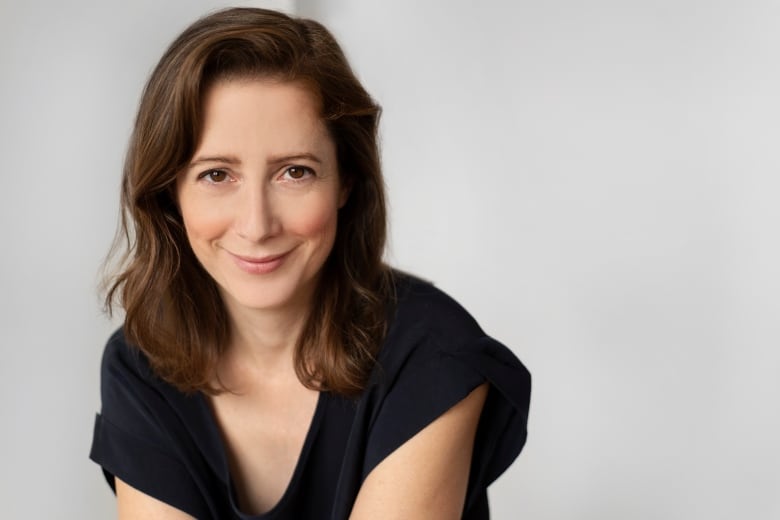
1, 0, 778, 518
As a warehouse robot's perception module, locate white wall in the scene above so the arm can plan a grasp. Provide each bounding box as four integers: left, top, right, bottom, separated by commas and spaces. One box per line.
299, 1, 780, 519
2, 0, 778, 518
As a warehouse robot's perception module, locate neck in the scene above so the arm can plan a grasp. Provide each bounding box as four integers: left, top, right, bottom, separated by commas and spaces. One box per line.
220, 297, 310, 388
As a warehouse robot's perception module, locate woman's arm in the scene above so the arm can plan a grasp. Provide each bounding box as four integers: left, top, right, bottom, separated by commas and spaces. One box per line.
349, 383, 489, 520
115, 478, 197, 520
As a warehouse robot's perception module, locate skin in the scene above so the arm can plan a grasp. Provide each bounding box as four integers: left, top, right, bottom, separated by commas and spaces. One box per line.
116, 78, 488, 519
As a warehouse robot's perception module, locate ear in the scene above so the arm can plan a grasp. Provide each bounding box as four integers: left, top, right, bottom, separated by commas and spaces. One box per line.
338, 177, 352, 209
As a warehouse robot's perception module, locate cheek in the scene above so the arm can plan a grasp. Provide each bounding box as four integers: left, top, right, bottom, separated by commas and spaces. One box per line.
180, 200, 228, 243
285, 196, 339, 241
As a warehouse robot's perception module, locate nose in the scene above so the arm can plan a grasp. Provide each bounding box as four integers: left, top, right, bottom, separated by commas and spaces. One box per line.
235, 181, 280, 242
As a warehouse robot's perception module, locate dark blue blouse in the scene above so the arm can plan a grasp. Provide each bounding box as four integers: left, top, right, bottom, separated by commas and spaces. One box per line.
89, 273, 531, 519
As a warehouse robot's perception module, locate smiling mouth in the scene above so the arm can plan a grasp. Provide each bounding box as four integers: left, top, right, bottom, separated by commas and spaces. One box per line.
228, 250, 290, 274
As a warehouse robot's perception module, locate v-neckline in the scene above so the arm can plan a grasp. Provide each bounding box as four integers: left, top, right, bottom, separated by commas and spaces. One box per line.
197, 390, 327, 519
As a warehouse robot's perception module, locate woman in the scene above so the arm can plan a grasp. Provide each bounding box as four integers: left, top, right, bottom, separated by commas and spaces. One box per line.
90, 7, 531, 519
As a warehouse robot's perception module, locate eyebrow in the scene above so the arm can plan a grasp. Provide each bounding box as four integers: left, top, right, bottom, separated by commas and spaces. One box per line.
188, 153, 323, 169
188, 155, 240, 168
267, 153, 323, 166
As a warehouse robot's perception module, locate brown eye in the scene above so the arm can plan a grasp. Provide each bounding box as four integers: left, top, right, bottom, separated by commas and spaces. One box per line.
283, 166, 313, 181
200, 170, 228, 183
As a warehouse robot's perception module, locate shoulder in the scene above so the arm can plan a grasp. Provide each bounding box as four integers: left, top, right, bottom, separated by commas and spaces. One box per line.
355, 272, 531, 513
391, 271, 482, 331
91, 328, 211, 517
383, 271, 485, 361
99, 327, 164, 402
101, 327, 151, 376
97, 327, 185, 441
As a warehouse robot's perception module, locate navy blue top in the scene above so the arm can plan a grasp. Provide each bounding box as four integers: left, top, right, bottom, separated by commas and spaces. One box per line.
89, 273, 531, 519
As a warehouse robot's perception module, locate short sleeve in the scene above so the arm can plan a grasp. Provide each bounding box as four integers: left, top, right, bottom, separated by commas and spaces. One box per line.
88, 329, 210, 518
361, 276, 531, 514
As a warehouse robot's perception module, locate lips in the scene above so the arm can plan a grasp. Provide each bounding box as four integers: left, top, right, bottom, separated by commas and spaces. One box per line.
228, 250, 290, 274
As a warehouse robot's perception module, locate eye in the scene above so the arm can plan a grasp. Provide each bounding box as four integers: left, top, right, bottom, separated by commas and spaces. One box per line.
281, 166, 314, 181
198, 169, 229, 183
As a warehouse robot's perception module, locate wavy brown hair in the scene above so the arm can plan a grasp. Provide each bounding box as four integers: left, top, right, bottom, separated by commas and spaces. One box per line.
105, 7, 393, 396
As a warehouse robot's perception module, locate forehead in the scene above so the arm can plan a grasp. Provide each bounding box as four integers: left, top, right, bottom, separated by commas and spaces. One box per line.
195, 78, 331, 155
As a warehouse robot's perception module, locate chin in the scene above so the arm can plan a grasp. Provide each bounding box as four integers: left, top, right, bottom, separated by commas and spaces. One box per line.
220, 269, 320, 313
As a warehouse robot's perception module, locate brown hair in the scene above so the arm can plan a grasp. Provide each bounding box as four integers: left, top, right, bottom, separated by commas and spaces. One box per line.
105, 7, 393, 396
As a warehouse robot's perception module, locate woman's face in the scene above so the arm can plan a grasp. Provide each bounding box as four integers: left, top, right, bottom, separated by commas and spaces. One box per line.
177, 78, 347, 316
